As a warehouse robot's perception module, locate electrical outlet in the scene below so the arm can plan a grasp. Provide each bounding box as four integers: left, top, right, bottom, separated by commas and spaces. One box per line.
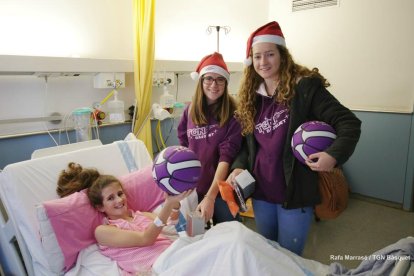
93, 73, 125, 88
153, 71, 175, 87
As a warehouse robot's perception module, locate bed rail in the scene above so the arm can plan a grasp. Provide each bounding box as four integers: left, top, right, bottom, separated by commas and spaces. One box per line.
0, 195, 28, 276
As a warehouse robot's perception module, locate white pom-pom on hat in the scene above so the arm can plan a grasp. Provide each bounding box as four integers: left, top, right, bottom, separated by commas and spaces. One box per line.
190, 71, 199, 81
244, 57, 252, 67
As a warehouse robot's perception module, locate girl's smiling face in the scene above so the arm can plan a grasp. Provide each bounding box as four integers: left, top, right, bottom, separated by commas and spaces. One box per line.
202, 72, 226, 105
252, 42, 281, 81
98, 182, 128, 220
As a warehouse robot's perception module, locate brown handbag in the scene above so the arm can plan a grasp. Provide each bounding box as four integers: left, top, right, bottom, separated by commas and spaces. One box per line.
315, 168, 349, 220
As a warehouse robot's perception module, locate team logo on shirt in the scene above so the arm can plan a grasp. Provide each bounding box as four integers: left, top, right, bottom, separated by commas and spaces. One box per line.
187, 124, 218, 140
255, 110, 289, 134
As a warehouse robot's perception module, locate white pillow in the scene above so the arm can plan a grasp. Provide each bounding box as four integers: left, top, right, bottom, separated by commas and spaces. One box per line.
36, 205, 65, 274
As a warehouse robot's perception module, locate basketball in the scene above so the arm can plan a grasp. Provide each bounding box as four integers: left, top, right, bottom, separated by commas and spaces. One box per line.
291, 121, 337, 164
152, 145, 201, 195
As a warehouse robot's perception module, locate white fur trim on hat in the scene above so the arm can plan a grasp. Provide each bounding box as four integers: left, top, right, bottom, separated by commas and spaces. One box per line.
190, 71, 199, 81
199, 65, 230, 81
244, 57, 252, 67
252, 34, 286, 47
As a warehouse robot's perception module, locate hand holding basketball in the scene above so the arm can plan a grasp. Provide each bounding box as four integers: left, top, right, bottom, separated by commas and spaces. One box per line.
306, 151, 337, 171
291, 121, 337, 165
164, 189, 194, 204
152, 146, 201, 195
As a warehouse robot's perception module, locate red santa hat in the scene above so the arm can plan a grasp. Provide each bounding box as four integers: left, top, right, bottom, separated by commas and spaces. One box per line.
244, 21, 286, 66
190, 52, 230, 81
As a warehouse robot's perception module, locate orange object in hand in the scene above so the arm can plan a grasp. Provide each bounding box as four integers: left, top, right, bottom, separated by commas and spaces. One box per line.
218, 181, 239, 217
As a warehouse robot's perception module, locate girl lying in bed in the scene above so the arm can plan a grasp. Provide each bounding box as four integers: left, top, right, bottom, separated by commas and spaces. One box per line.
57, 162, 192, 275
57, 163, 338, 276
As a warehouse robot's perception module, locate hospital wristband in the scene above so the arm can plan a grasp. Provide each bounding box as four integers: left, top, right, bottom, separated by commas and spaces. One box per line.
153, 216, 166, 227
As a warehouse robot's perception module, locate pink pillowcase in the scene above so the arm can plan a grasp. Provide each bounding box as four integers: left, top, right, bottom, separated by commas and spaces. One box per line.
43, 164, 164, 272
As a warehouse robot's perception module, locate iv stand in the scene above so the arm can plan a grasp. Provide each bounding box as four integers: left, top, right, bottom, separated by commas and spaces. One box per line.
206, 25, 231, 52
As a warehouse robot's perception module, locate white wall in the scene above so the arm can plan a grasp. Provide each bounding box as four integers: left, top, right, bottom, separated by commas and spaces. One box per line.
0, 74, 136, 136
0, 0, 133, 59
0, 0, 135, 136
155, 0, 269, 62
269, 0, 414, 113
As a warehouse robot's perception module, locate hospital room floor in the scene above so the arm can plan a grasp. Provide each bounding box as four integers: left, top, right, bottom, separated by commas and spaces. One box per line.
241, 195, 414, 270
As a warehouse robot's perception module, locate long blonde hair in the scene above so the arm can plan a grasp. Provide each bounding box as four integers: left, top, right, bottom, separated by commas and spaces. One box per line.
235, 45, 329, 135
190, 78, 237, 127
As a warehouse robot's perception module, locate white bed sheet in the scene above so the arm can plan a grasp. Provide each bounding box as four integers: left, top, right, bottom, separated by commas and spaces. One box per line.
65, 244, 122, 276
68, 221, 330, 276
153, 221, 330, 276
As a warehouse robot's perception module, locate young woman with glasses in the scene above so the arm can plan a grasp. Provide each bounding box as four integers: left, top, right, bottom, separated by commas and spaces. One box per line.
177, 52, 242, 225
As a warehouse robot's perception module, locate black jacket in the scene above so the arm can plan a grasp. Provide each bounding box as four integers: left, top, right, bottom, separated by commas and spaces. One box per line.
231, 77, 361, 209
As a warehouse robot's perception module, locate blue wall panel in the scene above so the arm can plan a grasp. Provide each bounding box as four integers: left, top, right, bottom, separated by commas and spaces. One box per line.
343, 111, 413, 207
0, 124, 131, 170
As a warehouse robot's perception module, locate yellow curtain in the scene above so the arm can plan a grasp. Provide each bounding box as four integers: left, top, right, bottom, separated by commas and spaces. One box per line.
132, 0, 155, 157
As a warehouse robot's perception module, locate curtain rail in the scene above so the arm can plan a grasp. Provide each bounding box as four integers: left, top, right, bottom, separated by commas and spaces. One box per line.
0, 115, 63, 125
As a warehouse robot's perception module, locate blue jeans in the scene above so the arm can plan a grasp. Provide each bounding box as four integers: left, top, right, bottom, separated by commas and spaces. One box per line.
252, 199, 313, 255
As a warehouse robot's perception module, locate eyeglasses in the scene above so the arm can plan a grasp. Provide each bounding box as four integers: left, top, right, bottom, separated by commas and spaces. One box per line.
202, 76, 227, 86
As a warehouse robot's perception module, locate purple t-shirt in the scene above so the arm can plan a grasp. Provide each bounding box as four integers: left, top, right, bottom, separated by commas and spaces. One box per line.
253, 92, 290, 203
177, 104, 242, 197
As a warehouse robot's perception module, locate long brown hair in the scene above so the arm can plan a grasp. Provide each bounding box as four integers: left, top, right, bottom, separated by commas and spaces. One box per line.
57, 162, 100, 197
190, 78, 237, 127
57, 162, 123, 208
235, 45, 329, 135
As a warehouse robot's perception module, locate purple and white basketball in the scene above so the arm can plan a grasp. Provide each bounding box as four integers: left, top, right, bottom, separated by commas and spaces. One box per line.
291, 121, 337, 164
152, 145, 201, 195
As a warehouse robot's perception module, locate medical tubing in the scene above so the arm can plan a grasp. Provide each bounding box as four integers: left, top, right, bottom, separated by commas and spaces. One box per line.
161, 117, 175, 145
133, 110, 151, 138
131, 99, 138, 132
91, 113, 100, 140
157, 120, 167, 149
44, 122, 59, 146
100, 90, 115, 106
154, 121, 161, 152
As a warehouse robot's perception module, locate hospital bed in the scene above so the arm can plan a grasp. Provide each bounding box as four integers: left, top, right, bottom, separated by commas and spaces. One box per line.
0, 135, 412, 276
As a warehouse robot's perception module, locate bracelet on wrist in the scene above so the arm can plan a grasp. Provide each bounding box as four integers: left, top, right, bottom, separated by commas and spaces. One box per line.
153, 216, 166, 227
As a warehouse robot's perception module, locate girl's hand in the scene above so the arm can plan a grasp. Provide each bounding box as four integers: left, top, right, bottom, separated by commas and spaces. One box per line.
196, 195, 215, 222
226, 168, 244, 184
164, 189, 193, 207
305, 152, 337, 172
